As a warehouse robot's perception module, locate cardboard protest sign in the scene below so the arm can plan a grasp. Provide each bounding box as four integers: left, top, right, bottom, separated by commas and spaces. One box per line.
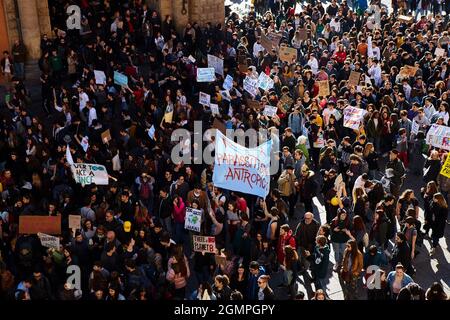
263, 106, 278, 117
440, 154, 450, 178
435, 48, 446, 57
197, 68, 215, 82
267, 32, 282, 48
19, 216, 61, 235
199, 92, 211, 106
193, 235, 216, 253
94, 70, 106, 85
113, 71, 128, 86
426, 124, 450, 151
164, 104, 174, 123
399, 66, 418, 77
279, 46, 297, 63
215, 254, 226, 266
298, 28, 308, 40
348, 71, 361, 87
207, 54, 224, 76
184, 207, 202, 232
213, 130, 272, 198
71, 163, 109, 185
69, 215, 81, 230
260, 33, 273, 52
210, 103, 220, 116
101, 129, 111, 144
317, 80, 330, 97
398, 15, 413, 23
343, 106, 367, 130
223, 75, 233, 91
37, 233, 60, 250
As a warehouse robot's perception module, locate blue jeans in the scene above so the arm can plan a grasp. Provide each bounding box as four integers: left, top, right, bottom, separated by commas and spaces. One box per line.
332, 242, 346, 266
14, 62, 24, 79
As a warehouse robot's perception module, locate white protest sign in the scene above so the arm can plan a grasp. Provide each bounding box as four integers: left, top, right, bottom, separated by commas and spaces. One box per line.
263, 106, 278, 117
223, 75, 233, 91
80, 136, 89, 152
197, 68, 216, 82
426, 123, 450, 150
185, 207, 202, 232
243, 76, 259, 96
210, 103, 220, 116
199, 92, 211, 106
208, 54, 224, 76
258, 72, 274, 91
37, 232, 60, 250
193, 235, 216, 253
220, 90, 231, 101
94, 70, 106, 85
213, 130, 272, 198
343, 106, 367, 130
435, 48, 446, 57
148, 125, 156, 140
188, 55, 196, 63
71, 163, 109, 185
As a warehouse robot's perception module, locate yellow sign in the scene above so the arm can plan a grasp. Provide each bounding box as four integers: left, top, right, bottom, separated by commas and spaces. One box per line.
440, 154, 450, 178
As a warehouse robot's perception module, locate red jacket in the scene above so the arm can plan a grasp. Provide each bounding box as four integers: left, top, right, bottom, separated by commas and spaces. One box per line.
172, 198, 186, 223
277, 230, 296, 264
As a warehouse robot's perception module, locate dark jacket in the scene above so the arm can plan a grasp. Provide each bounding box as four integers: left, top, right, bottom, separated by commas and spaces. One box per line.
294, 219, 320, 252
158, 196, 173, 219
247, 266, 265, 300
391, 241, 412, 274
386, 158, 405, 185
259, 286, 275, 301
312, 244, 330, 279
423, 159, 441, 184
430, 202, 447, 239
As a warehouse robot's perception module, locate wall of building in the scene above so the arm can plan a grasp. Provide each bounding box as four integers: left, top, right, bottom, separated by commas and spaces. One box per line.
148, 0, 224, 35
1, 0, 52, 61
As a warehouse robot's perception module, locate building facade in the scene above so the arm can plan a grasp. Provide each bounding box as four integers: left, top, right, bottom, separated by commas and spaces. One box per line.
147, 0, 225, 34
0, 0, 52, 60
0, 0, 225, 62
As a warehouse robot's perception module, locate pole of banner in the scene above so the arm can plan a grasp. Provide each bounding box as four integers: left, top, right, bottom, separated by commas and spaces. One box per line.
108, 175, 118, 182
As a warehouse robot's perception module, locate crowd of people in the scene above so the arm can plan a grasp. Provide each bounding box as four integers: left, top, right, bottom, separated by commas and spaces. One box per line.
0, 0, 449, 301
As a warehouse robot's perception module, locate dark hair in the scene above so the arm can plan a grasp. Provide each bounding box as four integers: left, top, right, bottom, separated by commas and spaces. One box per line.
249, 261, 259, 270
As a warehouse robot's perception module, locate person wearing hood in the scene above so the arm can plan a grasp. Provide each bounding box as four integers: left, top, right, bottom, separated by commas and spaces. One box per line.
308, 235, 330, 291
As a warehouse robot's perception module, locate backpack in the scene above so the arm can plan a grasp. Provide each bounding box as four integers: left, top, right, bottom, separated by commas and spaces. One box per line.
139, 182, 151, 200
